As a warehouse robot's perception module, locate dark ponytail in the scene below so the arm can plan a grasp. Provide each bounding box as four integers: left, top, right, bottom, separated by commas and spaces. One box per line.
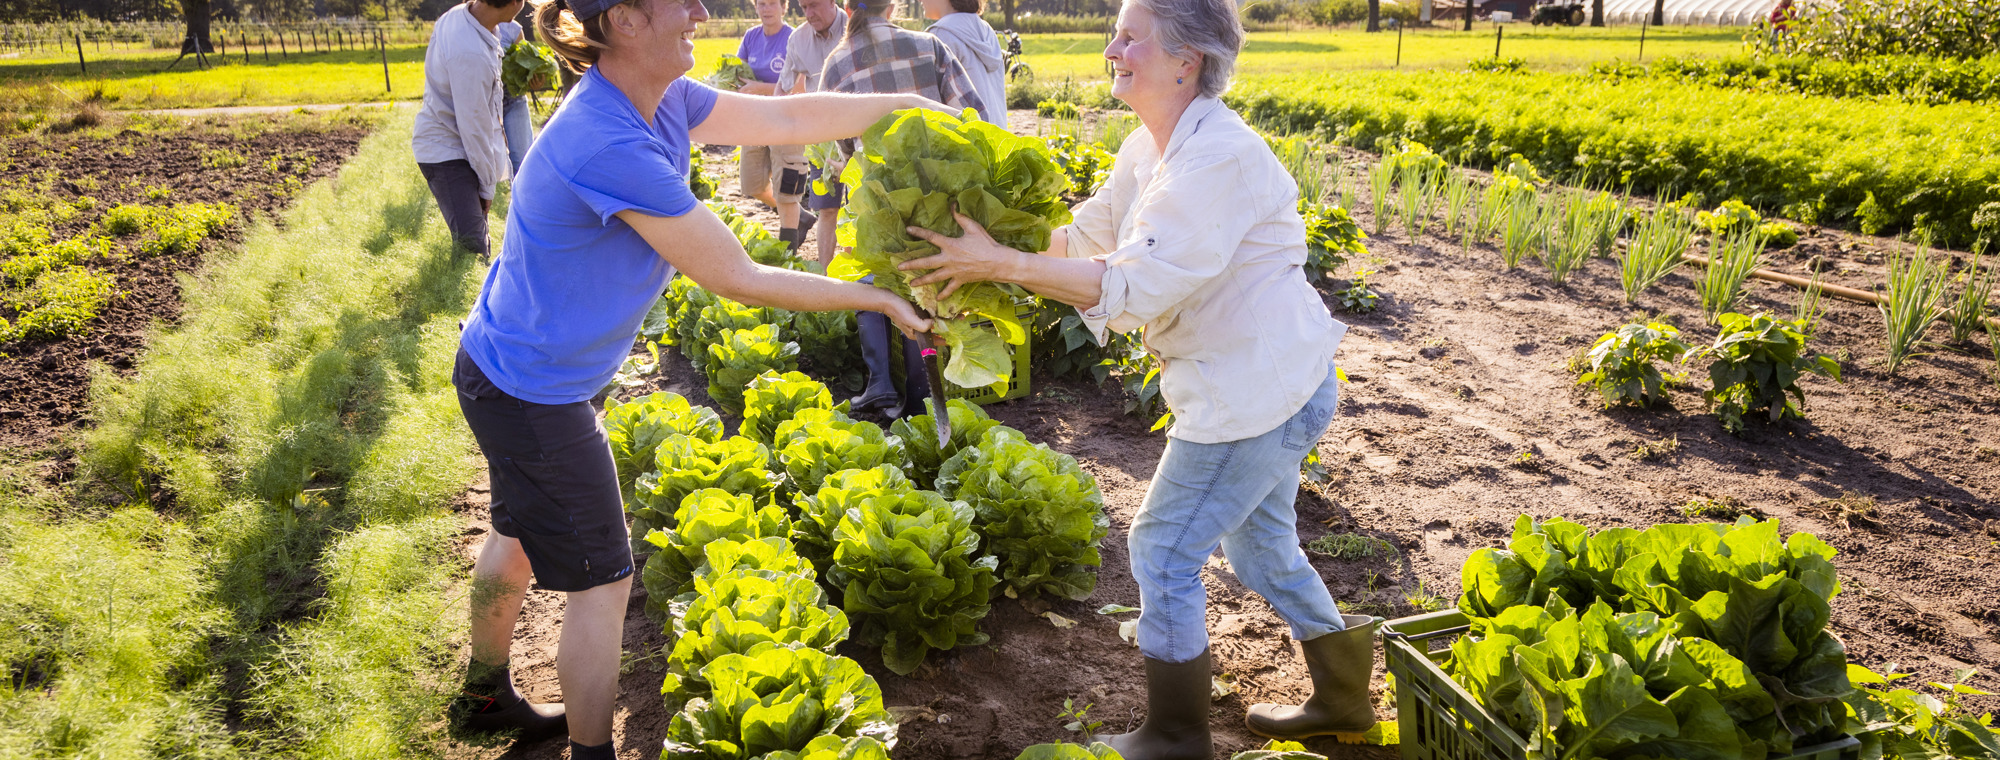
843, 0, 893, 45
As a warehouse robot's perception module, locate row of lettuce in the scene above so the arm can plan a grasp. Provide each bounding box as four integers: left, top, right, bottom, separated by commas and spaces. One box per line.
1446, 516, 1999, 760
1223, 67, 2000, 249
604, 376, 1105, 756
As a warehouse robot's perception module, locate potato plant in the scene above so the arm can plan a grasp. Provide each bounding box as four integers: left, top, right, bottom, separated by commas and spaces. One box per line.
1575, 322, 1690, 408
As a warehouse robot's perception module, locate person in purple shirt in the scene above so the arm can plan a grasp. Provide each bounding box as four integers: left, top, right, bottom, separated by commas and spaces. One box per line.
733, 0, 815, 248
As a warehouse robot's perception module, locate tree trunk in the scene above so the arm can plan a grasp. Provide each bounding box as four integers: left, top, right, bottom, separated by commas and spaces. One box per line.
1367, 0, 1381, 31
1002, 0, 1016, 29
1651, 0, 1664, 25
1591, 0, 1604, 25
181, 0, 213, 53
1463, 0, 1474, 29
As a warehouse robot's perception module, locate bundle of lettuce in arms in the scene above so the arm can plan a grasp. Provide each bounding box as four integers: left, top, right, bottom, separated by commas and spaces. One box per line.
642, 488, 792, 620
829, 485, 997, 675
634, 435, 778, 546
605, 391, 725, 506
704, 54, 758, 90
937, 427, 1106, 601
502, 40, 560, 98
890, 398, 1001, 489
708, 324, 801, 416
660, 564, 850, 699
832, 108, 1072, 392
662, 646, 896, 760
1451, 515, 1854, 758
791, 464, 912, 569
774, 408, 907, 499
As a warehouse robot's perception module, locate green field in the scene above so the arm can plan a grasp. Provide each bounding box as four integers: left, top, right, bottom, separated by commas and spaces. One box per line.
0, 27, 1745, 112
1014, 26, 1746, 80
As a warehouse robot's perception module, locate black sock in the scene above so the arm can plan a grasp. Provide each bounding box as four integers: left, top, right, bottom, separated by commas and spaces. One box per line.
570, 740, 616, 760
462, 660, 523, 712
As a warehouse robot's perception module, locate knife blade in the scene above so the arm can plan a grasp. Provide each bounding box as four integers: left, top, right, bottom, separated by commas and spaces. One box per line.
921, 346, 952, 450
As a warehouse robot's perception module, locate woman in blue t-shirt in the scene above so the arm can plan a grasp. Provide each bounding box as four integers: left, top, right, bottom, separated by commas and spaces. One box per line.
447, 0, 937, 755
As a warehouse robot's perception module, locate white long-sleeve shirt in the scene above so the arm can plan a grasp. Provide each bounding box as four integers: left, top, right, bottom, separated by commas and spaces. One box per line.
413, 3, 511, 200
1066, 96, 1347, 444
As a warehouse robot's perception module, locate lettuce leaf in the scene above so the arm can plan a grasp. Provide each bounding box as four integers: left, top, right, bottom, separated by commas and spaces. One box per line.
792, 465, 913, 571
661, 567, 849, 697
634, 435, 777, 538
772, 408, 907, 498
888, 398, 1001, 490
828, 487, 996, 675
641, 488, 792, 607
742, 371, 839, 447
646, 535, 815, 623
707, 324, 802, 416
663, 647, 895, 760
935, 427, 1106, 601
606, 391, 724, 506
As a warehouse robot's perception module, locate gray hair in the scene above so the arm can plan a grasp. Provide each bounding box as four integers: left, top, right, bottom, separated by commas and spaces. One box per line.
1130, 0, 1244, 98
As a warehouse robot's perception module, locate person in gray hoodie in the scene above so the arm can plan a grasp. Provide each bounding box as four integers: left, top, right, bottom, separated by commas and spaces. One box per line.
918, 0, 1008, 126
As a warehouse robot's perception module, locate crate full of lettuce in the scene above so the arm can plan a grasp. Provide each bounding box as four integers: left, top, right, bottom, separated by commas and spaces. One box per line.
1387, 516, 1865, 760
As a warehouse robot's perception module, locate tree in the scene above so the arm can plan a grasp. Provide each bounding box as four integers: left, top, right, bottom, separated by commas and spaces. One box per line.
1651, 0, 1664, 25
1463, 0, 1474, 29
1367, 0, 1380, 30
181, 0, 213, 53
1000, 0, 1015, 30
1590, 0, 1603, 25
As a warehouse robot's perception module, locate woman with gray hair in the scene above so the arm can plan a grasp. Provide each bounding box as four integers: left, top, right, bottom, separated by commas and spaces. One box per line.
897, 0, 1374, 756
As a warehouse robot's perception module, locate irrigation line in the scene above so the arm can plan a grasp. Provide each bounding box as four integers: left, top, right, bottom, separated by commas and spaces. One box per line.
1680, 252, 2000, 332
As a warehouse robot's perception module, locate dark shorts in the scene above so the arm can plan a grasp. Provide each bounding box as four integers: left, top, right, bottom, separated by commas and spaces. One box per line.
453, 347, 633, 592
805, 164, 846, 211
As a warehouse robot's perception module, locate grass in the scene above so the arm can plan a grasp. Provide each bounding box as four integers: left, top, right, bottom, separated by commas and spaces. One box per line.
1306, 532, 1398, 560
1014, 26, 1747, 81
0, 107, 487, 758
0, 44, 435, 111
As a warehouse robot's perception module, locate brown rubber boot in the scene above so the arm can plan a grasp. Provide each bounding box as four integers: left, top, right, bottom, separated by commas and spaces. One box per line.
1092, 649, 1214, 760
1245, 614, 1380, 741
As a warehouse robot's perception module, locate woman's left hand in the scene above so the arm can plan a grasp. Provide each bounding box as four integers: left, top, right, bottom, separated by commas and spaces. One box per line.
902, 212, 1024, 300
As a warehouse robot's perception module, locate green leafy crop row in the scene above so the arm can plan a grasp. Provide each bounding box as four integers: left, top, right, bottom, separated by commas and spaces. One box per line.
1227, 70, 2000, 246
1591, 55, 2000, 107
611, 375, 1107, 678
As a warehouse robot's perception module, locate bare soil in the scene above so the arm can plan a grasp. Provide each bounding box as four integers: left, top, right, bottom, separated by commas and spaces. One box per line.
0, 113, 370, 451
450, 114, 2000, 760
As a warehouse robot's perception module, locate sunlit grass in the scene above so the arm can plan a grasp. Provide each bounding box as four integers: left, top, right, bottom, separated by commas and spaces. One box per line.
0, 106, 489, 758
1016, 26, 1747, 82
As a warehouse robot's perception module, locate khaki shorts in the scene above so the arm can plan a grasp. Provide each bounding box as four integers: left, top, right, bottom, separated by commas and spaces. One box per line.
739, 145, 812, 204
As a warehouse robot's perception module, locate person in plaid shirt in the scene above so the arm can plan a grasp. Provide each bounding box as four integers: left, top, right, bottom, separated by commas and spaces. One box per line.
818, 0, 984, 118
819, 0, 983, 419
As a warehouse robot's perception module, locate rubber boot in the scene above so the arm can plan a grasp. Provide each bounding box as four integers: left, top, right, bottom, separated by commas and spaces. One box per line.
1245, 614, 1380, 741
1092, 649, 1214, 760
450, 665, 568, 743
851, 310, 900, 413
888, 334, 932, 421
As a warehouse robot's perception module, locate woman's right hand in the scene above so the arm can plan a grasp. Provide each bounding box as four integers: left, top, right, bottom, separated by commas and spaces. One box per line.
873, 291, 933, 339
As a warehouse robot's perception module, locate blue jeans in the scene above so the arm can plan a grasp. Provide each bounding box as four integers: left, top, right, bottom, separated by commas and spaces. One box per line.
1130, 363, 1345, 664
502, 95, 533, 175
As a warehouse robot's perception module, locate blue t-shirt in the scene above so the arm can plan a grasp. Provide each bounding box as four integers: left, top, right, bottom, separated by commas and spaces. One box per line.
460, 68, 720, 404
737, 24, 792, 85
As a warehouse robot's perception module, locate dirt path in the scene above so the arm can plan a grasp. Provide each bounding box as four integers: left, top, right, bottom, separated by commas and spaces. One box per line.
446, 114, 2000, 760
132, 102, 393, 116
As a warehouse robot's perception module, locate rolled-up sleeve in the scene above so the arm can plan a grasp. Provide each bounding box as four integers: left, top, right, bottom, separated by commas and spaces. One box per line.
448, 50, 512, 199
1078, 153, 1256, 342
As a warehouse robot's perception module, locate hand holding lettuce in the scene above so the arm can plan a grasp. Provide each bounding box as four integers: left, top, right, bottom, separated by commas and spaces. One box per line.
830, 108, 1072, 392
